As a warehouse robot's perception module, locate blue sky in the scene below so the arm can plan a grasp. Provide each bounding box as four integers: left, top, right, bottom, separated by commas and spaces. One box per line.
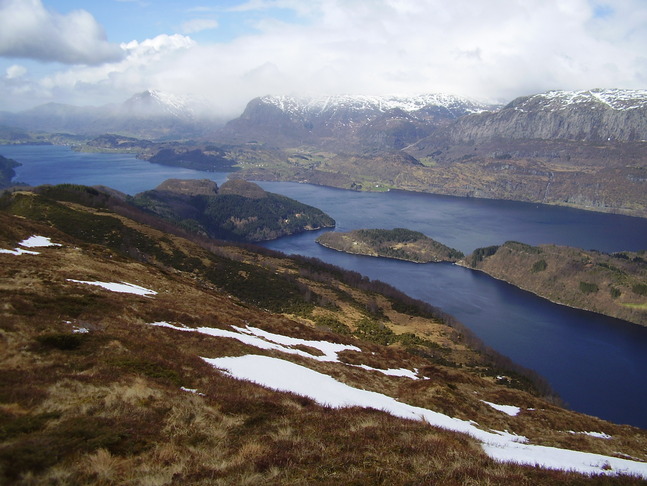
1, 0, 646, 116
43, 0, 306, 44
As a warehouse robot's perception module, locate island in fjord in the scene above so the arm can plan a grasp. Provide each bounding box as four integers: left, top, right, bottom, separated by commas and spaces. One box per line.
316, 228, 464, 263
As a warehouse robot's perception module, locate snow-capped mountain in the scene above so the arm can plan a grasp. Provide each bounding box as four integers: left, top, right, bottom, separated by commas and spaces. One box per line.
222, 93, 496, 150
445, 89, 647, 143
119, 90, 217, 120
508, 88, 647, 112
259, 93, 491, 120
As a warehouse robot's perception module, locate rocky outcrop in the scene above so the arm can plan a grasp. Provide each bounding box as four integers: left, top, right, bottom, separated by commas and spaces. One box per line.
444, 89, 647, 143
220, 94, 495, 150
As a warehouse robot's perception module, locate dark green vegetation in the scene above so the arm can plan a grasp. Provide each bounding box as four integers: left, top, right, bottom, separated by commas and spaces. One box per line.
2, 184, 647, 484
465, 241, 647, 326
148, 147, 237, 171
130, 178, 335, 242
0, 154, 20, 188
317, 228, 464, 263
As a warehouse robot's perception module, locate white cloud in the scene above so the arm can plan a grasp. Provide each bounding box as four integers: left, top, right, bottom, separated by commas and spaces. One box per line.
181, 18, 219, 34
2, 0, 647, 115
0, 0, 123, 65
5, 64, 26, 79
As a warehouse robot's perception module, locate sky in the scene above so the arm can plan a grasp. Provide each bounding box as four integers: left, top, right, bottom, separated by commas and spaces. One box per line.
0, 0, 646, 117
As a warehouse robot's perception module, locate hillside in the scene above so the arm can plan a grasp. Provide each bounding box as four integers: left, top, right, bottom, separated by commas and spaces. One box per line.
317, 228, 464, 263
1, 185, 647, 484
130, 178, 336, 242
464, 241, 647, 327
0, 154, 20, 188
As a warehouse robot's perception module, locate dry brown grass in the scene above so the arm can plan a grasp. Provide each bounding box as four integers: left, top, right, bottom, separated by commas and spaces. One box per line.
2, 201, 647, 485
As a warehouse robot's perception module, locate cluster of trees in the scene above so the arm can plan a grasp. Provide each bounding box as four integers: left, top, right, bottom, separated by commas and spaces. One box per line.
131, 187, 335, 243
0, 155, 20, 188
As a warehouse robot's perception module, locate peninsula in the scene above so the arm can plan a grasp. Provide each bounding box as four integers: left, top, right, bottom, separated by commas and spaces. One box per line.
464, 241, 647, 327
316, 228, 464, 263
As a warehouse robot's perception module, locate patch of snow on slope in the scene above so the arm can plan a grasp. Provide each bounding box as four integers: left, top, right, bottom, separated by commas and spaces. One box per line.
569, 431, 613, 440
19, 235, 62, 248
67, 280, 157, 296
150, 322, 419, 378
1, 235, 62, 255
481, 400, 521, 416
0, 247, 40, 255
206, 354, 647, 479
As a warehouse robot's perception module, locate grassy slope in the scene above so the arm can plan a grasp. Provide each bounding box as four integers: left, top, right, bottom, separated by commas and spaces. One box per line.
1, 187, 647, 484
465, 241, 647, 327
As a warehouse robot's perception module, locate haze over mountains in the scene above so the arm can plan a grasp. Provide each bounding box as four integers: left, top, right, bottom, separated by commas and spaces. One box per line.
0, 90, 225, 140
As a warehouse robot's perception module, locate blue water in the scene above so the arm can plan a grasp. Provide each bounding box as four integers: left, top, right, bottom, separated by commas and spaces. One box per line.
6, 144, 230, 194
4, 144, 647, 429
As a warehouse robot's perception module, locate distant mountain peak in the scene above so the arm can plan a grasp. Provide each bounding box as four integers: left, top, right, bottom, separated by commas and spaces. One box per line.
511, 88, 647, 112
258, 93, 493, 118
124, 90, 195, 119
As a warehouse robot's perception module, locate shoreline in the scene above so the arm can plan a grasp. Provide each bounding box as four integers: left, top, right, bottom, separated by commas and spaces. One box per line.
455, 261, 647, 328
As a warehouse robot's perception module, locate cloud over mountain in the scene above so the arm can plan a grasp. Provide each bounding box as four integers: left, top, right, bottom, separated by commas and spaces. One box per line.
0, 0, 646, 115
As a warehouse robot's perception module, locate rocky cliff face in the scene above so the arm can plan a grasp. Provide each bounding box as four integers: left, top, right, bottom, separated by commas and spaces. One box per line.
445, 89, 647, 143
221, 94, 495, 150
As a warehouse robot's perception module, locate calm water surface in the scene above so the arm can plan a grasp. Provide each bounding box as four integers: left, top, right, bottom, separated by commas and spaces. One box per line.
4, 144, 647, 429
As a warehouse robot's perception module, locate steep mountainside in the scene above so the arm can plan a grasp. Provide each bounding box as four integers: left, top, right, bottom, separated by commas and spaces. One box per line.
2, 184, 647, 484
464, 241, 647, 327
400, 89, 647, 217
444, 89, 647, 143
220, 94, 495, 151
130, 178, 335, 241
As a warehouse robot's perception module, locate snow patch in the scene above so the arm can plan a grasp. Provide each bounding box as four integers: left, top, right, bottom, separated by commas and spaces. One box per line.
150, 322, 419, 378
67, 280, 157, 296
569, 431, 613, 440
206, 354, 647, 479
19, 235, 62, 248
0, 235, 62, 255
481, 400, 521, 417
0, 248, 40, 255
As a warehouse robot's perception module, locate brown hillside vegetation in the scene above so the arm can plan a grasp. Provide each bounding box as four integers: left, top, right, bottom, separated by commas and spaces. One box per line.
317, 228, 464, 263
1, 186, 647, 484
465, 241, 647, 326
